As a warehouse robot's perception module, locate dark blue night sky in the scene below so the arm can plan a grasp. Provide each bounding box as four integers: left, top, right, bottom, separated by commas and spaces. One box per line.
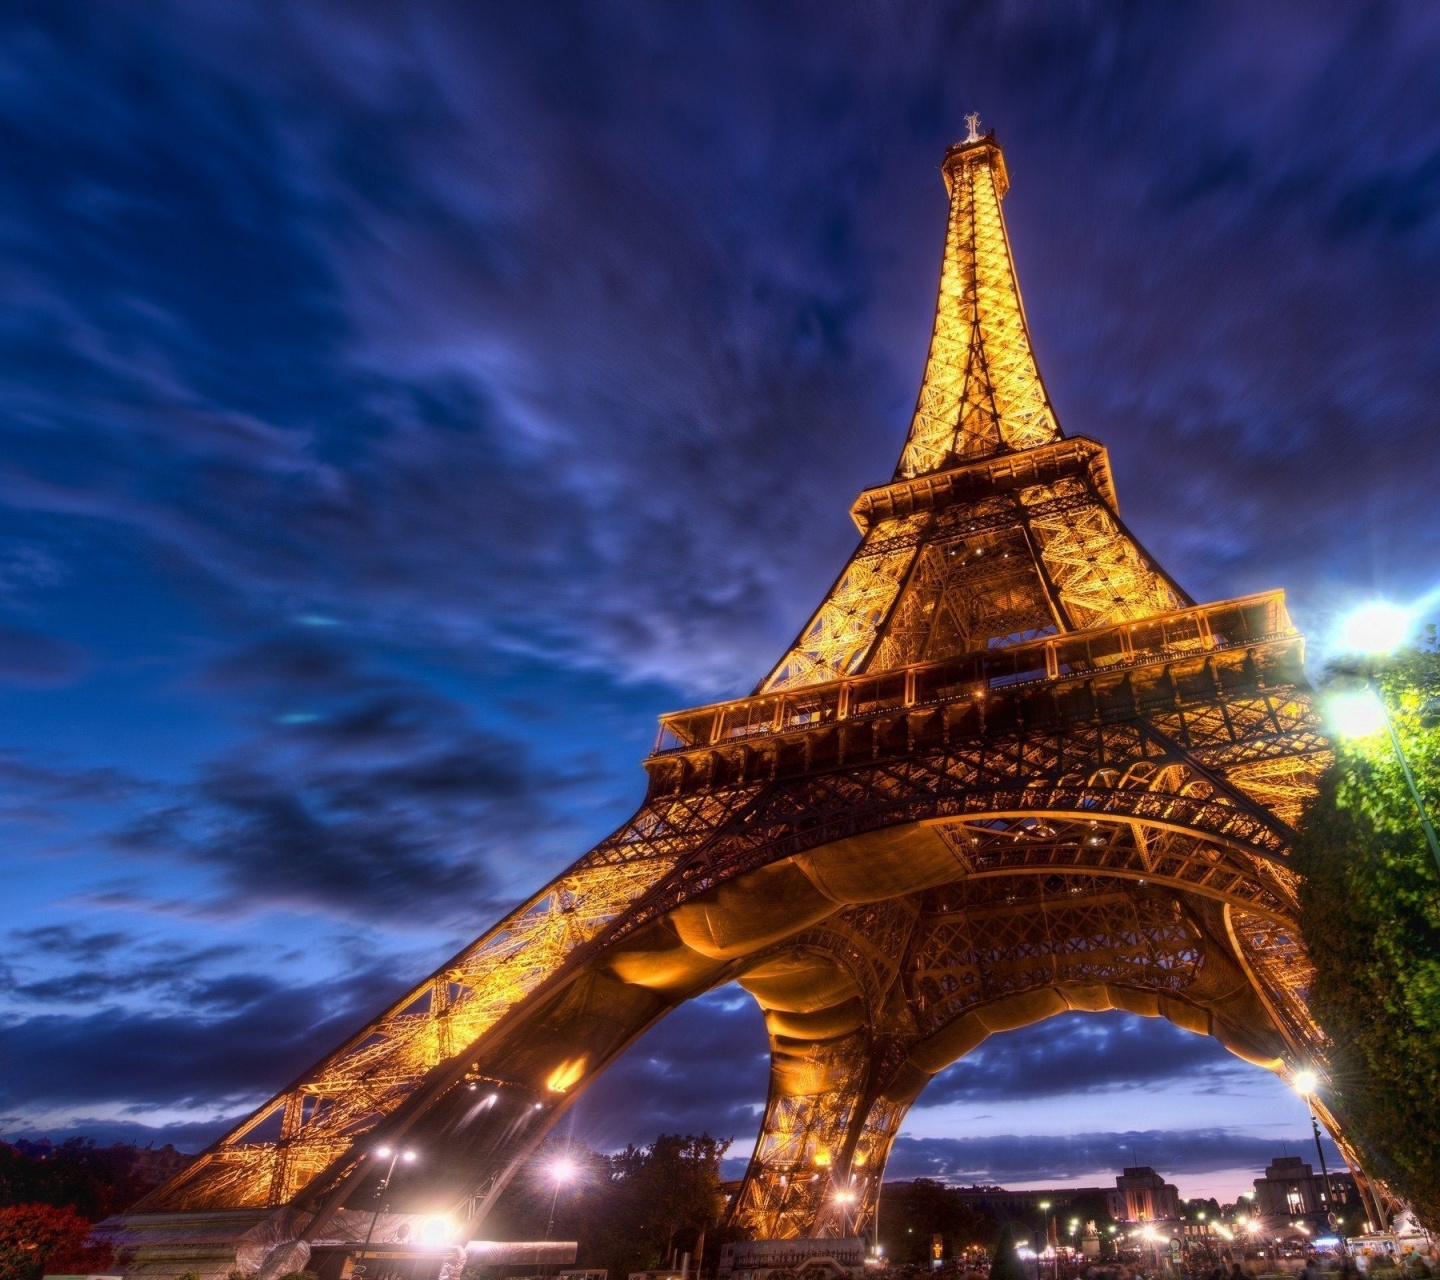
4, 3, 1440, 1201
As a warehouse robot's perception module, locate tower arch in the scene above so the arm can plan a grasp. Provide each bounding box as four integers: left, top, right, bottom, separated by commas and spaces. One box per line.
116, 128, 1393, 1279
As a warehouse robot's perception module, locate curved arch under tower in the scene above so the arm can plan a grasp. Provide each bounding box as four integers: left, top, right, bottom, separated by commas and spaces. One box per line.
114, 128, 1393, 1278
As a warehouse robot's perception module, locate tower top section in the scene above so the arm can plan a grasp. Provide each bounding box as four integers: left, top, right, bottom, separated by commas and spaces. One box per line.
895, 126, 1060, 479
942, 131, 1009, 198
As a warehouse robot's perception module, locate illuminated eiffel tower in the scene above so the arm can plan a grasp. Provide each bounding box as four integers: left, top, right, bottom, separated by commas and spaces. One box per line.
120, 124, 1393, 1271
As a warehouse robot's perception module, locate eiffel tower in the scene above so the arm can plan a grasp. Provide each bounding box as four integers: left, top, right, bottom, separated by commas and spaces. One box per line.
118, 126, 1393, 1271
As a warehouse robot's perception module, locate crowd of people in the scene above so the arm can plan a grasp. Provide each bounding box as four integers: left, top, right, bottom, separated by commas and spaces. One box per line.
865, 1248, 1437, 1280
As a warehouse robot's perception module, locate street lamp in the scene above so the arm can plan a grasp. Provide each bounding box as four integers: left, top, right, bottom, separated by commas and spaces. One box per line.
1334, 601, 1416, 657
1037, 1201, 1051, 1280
1291, 1071, 1341, 1247
355, 1146, 418, 1276
545, 1156, 577, 1240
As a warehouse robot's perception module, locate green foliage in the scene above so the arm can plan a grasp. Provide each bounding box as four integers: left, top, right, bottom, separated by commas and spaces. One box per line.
1293, 637, 1440, 1228
274, 1271, 318, 1280
0, 1202, 111, 1280
174, 1272, 202, 1280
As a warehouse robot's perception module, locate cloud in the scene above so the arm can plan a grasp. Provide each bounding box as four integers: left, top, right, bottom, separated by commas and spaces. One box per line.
1, 3, 1437, 698
110, 680, 576, 923
1, 0, 1439, 1169
11, 926, 132, 964
0, 627, 85, 686
0, 960, 411, 1122
884, 1128, 1341, 1186
918, 1015, 1251, 1107
6, 931, 245, 1007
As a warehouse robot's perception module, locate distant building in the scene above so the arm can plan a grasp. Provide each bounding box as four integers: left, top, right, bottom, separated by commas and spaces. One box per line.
1251, 1156, 1360, 1221
886, 1167, 1188, 1230
1106, 1168, 1180, 1223
948, 1185, 1109, 1217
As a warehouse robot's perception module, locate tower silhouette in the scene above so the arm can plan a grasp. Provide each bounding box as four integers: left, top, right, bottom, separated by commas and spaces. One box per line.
123, 129, 1389, 1268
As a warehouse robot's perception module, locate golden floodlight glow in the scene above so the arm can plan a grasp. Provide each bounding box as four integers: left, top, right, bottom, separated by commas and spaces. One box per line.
128, 126, 1386, 1255
545, 1057, 586, 1094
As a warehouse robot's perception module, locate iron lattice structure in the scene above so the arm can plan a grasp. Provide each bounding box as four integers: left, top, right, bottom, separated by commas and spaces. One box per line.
132, 131, 1390, 1248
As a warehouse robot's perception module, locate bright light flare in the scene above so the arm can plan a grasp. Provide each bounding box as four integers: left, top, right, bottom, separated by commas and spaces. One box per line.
419, 1215, 456, 1245
834, 1190, 857, 1205
549, 1156, 577, 1184
1334, 601, 1415, 656
1292, 1069, 1319, 1095
1326, 689, 1387, 739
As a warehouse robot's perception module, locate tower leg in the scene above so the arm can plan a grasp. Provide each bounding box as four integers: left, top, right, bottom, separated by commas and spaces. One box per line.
729, 1044, 872, 1240
730, 1034, 923, 1242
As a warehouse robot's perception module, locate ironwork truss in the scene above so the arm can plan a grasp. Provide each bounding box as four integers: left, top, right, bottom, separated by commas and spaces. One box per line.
128, 128, 1393, 1257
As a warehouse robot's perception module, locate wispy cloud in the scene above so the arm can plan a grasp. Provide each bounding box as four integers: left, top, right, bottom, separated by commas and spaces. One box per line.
0, 1, 1436, 1186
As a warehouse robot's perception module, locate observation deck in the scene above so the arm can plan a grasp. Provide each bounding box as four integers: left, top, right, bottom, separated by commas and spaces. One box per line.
651, 591, 1297, 762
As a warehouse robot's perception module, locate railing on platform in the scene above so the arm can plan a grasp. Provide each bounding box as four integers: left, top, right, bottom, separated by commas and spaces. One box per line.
652, 591, 1292, 755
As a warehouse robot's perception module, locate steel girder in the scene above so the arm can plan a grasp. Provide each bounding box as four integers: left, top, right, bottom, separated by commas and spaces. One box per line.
137, 657, 1335, 1226
126, 128, 1388, 1262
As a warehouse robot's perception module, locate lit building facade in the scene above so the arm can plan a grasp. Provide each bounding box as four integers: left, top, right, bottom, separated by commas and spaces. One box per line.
1252, 1156, 1360, 1221
1106, 1168, 1181, 1223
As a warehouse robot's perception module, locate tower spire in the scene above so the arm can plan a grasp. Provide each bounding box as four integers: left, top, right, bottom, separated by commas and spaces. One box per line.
896, 127, 1061, 479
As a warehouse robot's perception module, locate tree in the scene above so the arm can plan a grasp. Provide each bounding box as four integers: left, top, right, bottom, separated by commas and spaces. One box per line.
0, 1203, 111, 1280
1181, 1198, 1221, 1222
1292, 637, 1440, 1228
989, 1223, 1029, 1280
878, 1180, 995, 1264
483, 1134, 729, 1280
0, 1139, 189, 1219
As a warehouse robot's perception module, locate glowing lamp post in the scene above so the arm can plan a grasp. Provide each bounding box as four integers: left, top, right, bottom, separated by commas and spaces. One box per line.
355, 1146, 418, 1275
1334, 601, 1415, 657
1291, 1070, 1342, 1249
1037, 1201, 1051, 1280
1141, 1224, 1160, 1272
545, 1156, 577, 1240
1327, 602, 1440, 877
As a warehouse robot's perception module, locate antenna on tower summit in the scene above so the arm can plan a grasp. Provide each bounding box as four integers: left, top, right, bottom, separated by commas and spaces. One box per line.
964, 111, 982, 143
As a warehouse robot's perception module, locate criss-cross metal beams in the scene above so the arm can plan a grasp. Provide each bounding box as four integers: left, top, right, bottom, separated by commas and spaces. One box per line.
139, 640, 1328, 1219
729, 901, 921, 1240
139, 782, 764, 1213
129, 129, 1367, 1256
759, 461, 1186, 696
727, 873, 1296, 1241
898, 135, 1060, 477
